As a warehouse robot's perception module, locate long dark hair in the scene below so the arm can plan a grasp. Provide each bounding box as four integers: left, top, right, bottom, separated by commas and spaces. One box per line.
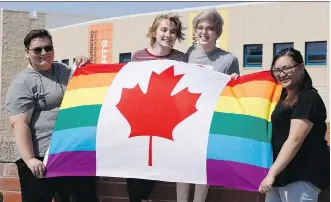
270, 48, 313, 108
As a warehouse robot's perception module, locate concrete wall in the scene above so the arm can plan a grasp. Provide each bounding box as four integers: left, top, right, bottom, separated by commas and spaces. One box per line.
0, 9, 46, 201
0, 9, 46, 162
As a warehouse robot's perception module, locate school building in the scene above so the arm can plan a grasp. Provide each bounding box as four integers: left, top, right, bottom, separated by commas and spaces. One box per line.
0, 1, 329, 202
50, 1, 330, 133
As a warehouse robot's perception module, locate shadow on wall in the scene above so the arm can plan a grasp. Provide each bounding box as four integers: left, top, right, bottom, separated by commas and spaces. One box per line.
0, 192, 3, 202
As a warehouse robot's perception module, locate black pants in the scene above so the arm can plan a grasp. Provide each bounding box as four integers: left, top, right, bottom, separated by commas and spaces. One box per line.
16, 158, 98, 202
126, 178, 155, 202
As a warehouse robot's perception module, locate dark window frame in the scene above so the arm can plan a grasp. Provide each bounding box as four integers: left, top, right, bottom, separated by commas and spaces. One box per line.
273, 42, 294, 57
119, 52, 132, 63
305, 41, 327, 66
243, 44, 263, 68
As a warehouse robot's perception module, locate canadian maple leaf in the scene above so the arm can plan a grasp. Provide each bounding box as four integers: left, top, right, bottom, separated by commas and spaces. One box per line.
116, 65, 201, 166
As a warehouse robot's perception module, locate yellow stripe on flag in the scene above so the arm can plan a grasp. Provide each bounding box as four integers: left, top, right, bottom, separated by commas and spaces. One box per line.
60, 87, 109, 110
214, 96, 277, 121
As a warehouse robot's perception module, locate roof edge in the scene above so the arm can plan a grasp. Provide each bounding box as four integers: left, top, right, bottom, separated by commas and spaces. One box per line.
49, 2, 276, 31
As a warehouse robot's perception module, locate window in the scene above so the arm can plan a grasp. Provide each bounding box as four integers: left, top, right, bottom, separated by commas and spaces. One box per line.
244, 44, 263, 67
305, 41, 327, 65
119, 53, 132, 63
274, 42, 293, 56
62, 59, 69, 65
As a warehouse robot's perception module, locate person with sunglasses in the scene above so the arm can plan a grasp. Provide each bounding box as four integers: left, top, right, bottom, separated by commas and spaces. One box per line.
4, 29, 98, 202
259, 48, 330, 202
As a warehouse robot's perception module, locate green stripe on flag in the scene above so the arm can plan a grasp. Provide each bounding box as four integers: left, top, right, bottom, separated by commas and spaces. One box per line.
54, 105, 102, 132
209, 112, 272, 143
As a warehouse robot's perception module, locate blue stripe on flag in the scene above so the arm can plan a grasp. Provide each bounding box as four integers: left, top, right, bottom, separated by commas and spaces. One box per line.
48, 126, 96, 155
207, 133, 272, 168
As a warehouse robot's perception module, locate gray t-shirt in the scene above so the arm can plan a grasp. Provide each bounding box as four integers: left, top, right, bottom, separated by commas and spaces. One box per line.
186, 45, 240, 75
5, 62, 72, 160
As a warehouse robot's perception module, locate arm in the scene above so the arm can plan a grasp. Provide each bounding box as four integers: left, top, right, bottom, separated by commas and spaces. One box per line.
5, 79, 45, 177
9, 110, 35, 162
259, 91, 321, 193
267, 119, 313, 178
10, 111, 45, 178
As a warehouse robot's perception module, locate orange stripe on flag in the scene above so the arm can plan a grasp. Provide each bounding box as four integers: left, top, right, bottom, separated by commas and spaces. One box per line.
67, 73, 117, 91
221, 81, 282, 102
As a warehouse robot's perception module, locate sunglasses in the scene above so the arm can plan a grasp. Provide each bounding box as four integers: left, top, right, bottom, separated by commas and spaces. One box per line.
28, 45, 54, 54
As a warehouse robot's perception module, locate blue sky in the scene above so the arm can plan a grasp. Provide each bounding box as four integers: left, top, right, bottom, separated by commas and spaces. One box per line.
0, 2, 241, 18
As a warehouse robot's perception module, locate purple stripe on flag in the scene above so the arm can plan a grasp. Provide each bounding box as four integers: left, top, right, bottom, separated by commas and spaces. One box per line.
45, 151, 96, 178
207, 159, 268, 192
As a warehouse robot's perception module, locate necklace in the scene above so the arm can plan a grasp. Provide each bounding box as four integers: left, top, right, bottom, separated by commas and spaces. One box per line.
30, 62, 65, 106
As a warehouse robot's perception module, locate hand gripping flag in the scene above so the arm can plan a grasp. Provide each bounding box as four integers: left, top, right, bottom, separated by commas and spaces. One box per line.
44, 60, 282, 192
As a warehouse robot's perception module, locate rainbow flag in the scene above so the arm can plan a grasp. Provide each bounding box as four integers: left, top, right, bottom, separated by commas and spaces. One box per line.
45, 63, 123, 177
44, 60, 282, 192
207, 73, 282, 191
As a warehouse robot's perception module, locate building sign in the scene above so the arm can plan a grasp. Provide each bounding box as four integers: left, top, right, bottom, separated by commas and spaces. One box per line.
88, 23, 113, 64
188, 9, 229, 51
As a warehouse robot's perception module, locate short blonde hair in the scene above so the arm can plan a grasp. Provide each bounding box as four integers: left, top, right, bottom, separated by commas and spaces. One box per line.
146, 13, 185, 46
193, 8, 224, 38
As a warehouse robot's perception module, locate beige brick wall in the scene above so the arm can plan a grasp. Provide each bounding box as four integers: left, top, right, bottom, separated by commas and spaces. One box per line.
0, 10, 46, 161
50, 2, 329, 121
52, 25, 89, 65
225, 2, 330, 120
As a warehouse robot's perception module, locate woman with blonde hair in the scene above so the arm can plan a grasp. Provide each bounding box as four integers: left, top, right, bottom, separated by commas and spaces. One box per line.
177, 8, 240, 202
127, 12, 187, 202
131, 13, 186, 62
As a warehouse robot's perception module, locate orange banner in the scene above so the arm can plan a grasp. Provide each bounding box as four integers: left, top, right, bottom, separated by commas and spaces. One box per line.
88, 23, 113, 64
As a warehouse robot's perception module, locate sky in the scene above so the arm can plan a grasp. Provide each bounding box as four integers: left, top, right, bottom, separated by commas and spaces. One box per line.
0, 2, 241, 18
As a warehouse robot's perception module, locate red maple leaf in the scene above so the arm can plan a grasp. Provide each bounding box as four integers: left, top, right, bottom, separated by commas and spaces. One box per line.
116, 65, 201, 166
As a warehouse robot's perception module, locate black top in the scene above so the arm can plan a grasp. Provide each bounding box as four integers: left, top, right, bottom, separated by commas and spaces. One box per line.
271, 87, 330, 189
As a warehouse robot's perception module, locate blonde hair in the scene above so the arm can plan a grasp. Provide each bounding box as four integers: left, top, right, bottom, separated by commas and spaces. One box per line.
146, 13, 185, 46
193, 8, 224, 38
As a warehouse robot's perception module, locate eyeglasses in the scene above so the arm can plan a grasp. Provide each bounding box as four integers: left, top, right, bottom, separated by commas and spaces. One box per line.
196, 25, 215, 33
28, 45, 54, 54
271, 63, 302, 76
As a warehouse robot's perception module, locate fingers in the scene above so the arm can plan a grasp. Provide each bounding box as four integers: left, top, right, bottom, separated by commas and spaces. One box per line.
75, 57, 83, 68
35, 165, 41, 178
30, 166, 38, 177
33, 162, 44, 178
75, 56, 90, 68
259, 184, 271, 194
230, 73, 239, 80
265, 185, 271, 193
38, 163, 45, 178
28, 159, 45, 178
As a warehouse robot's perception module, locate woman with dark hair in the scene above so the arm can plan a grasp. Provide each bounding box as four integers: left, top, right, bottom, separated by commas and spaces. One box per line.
259, 48, 330, 202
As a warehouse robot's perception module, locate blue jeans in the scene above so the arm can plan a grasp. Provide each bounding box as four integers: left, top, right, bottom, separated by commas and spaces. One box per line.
266, 181, 321, 202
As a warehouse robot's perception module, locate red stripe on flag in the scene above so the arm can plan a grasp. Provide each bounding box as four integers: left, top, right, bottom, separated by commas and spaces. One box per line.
226, 71, 276, 87
72, 63, 126, 77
